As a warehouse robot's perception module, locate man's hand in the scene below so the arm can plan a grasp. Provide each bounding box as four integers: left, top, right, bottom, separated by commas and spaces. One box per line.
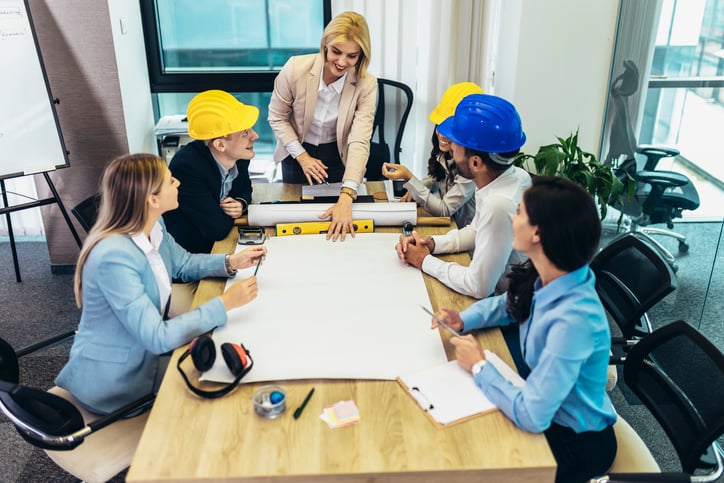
219, 197, 244, 219
395, 231, 434, 268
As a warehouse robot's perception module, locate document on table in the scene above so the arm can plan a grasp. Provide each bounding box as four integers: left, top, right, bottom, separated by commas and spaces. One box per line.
397, 350, 525, 428
302, 182, 368, 198
203, 233, 449, 384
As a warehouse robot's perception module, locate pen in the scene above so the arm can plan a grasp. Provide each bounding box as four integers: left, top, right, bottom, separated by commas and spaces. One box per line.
293, 387, 315, 419
419, 305, 461, 337
253, 255, 263, 276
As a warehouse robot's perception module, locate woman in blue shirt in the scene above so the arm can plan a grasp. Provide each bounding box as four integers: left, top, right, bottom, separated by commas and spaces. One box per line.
434, 176, 616, 483
56, 153, 266, 414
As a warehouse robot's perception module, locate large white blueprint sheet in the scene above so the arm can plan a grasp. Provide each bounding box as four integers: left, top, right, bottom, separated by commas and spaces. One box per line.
203, 233, 449, 384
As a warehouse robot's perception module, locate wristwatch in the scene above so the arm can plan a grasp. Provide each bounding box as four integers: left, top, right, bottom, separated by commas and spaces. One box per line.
471, 359, 487, 376
224, 254, 237, 276
339, 187, 357, 201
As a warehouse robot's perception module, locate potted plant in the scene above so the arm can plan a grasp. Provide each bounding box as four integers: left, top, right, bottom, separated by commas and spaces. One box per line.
513, 130, 630, 220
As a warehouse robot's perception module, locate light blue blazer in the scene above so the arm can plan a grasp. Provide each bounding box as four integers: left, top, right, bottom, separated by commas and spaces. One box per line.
56, 221, 229, 414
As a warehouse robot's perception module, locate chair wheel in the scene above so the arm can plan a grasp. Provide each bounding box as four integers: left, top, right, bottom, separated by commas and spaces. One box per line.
678, 242, 689, 253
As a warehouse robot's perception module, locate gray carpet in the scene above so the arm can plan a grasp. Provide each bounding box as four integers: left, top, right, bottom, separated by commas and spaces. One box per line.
0, 221, 722, 481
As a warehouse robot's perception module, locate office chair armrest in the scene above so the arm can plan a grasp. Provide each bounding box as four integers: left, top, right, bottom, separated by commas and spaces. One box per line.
590, 473, 691, 483
637, 145, 680, 158
87, 393, 155, 433
637, 145, 680, 171
636, 170, 689, 188
15, 331, 76, 358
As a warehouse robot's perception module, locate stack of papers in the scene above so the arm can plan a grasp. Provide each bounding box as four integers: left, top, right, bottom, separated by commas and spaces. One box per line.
153, 115, 189, 136
320, 400, 360, 428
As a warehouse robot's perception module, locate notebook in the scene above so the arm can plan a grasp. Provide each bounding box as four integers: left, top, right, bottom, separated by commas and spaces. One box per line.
397, 350, 525, 428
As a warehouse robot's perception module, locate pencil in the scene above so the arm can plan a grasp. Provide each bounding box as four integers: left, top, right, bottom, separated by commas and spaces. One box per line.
419, 305, 461, 337
253, 255, 263, 276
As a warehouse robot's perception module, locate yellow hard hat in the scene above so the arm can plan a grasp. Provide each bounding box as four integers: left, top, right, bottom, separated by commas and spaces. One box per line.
186, 90, 259, 140
428, 82, 484, 125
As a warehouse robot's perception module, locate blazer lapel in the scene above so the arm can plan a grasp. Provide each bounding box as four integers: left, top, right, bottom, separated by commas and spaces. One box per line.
302, 55, 324, 141
337, 69, 358, 143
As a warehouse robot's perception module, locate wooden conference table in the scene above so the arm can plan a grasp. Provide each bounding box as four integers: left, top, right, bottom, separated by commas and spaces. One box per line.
127, 182, 555, 482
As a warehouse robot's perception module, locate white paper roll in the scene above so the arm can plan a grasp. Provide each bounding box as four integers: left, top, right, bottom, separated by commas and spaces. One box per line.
247, 202, 417, 226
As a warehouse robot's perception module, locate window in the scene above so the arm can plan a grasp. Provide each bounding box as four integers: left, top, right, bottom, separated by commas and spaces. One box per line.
141, 0, 331, 155
640, 0, 724, 204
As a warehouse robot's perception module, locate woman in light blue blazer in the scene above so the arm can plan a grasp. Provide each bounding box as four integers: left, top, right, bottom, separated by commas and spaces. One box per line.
56, 153, 266, 415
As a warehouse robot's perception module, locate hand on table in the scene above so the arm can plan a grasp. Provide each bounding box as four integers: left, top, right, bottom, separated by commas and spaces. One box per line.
220, 276, 258, 311
219, 197, 244, 219
394, 230, 434, 268
320, 194, 355, 241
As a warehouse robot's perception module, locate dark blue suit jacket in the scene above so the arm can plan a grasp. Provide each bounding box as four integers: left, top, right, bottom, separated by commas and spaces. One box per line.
164, 140, 252, 253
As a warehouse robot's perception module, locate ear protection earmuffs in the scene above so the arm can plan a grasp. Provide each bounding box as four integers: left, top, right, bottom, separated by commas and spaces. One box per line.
176, 335, 253, 399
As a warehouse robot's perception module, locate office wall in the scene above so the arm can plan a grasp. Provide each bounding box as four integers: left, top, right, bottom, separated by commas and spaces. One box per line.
107, 0, 156, 154
29, 0, 130, 268
494, 0, 619, 154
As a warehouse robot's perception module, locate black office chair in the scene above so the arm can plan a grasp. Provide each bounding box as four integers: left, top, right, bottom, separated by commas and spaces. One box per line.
591, 233, 676, 362
71, 192, 101, 233
0, 333, 154, 483
366, 78, 414, 180
591, 320, 724, 482
604, 59, 700, 268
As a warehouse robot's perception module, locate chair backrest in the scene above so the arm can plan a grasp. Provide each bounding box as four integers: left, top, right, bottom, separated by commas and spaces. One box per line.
71, 193, 101, 233
366, 78, 413, 180
623, 320, 724, 474
591, 233, 676, 338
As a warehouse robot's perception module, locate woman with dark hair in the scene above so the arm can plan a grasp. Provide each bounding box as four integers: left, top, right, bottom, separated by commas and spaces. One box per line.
56, 153, 266, 415
433, 176, 616, 483
382, 82, 481, 228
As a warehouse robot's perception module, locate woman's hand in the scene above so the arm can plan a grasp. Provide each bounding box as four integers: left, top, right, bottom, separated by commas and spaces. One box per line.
320, 194, 354, 241
399, 192, 413, 203
433, 307, 464, 333
381, 163, 412, 182
297, 152, 328, 185
230, 245, 267, 270
220, 276, 258, 311
450, 335, 486, 372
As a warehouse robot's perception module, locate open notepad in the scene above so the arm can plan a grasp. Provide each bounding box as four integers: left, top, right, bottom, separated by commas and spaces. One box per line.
397, 350, 525, 428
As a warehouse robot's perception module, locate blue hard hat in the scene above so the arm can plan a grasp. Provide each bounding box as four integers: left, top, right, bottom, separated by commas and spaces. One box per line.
437, 94, 526, 157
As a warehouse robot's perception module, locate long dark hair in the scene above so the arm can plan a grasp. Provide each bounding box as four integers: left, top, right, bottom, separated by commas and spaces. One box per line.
506, 176, 601, 323
426, 129, 453, 182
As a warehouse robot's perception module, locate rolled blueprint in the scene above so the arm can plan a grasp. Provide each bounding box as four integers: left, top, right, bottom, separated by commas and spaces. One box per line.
247, 202, 418, 227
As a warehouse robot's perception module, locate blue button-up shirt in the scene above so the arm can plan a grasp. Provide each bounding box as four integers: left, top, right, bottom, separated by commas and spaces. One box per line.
460, 265, 617, 433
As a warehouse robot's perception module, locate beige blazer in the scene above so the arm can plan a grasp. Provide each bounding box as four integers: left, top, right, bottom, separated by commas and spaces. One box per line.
268, 53, 378, 184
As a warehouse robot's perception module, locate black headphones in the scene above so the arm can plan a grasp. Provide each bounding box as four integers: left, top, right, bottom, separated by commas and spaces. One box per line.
176, 334, 253, 399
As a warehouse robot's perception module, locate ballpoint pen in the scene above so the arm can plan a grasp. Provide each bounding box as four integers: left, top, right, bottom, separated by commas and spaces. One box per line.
419, 305, 461, 337
293, 387, 315, 419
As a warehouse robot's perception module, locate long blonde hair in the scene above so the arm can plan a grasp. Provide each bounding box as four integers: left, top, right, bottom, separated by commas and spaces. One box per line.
74, 153, 167, 306
320, 11, 372, 78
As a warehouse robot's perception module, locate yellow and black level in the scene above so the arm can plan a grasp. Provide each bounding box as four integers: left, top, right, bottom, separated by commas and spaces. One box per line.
276, 219, 375, 236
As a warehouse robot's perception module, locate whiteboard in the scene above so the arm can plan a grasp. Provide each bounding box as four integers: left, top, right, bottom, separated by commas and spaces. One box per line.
0, 0, 69, 180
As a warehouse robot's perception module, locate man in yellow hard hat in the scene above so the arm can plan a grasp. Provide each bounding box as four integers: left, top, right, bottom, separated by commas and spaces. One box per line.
164, 90, 260, 253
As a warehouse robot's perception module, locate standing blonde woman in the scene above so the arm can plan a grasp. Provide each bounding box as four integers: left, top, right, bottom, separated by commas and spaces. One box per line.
56, 153, 266, 415
268, 11, 377, 241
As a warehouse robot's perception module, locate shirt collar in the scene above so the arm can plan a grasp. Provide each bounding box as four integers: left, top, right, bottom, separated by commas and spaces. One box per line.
532, 264, 591, 306
318, 69, 347, 93
131, 222, 163, 254
212, 153, 238, 179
